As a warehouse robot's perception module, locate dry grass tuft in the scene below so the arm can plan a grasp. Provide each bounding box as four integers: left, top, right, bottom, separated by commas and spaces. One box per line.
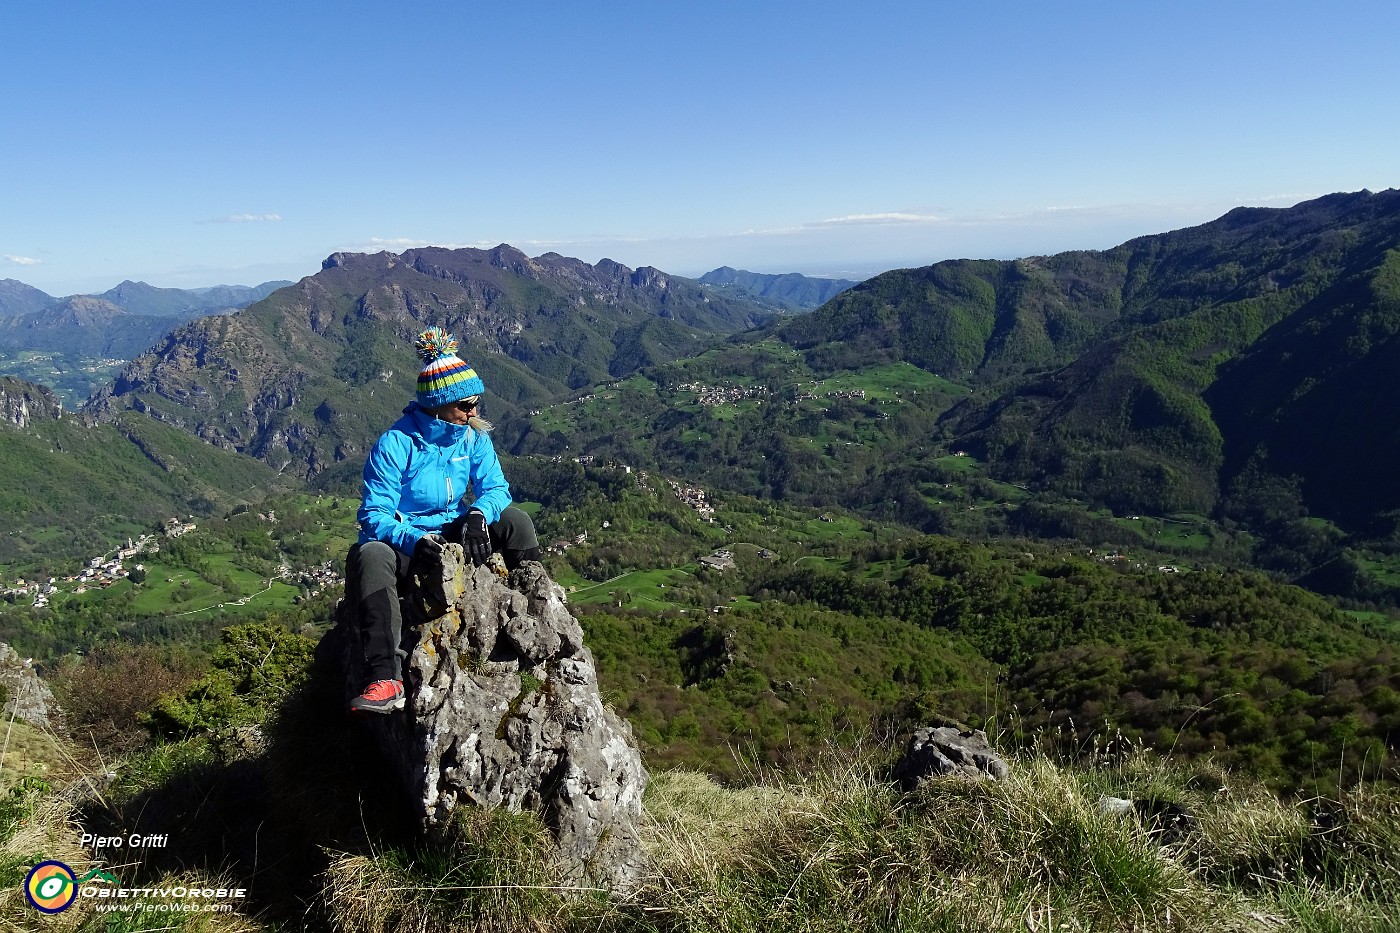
319, 807, 577, 933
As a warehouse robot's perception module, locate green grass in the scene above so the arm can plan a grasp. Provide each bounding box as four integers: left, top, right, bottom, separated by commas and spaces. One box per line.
1357, 555, 1400, 587
0, 721, 73, 790
1347, 609, 1400, 639
813, 361, 967, 399
931, 453, 980, 473
280, 742, 1400, 932
561, 567, 697, 611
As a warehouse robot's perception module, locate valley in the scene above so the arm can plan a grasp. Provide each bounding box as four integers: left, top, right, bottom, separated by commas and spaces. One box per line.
2, 194, 1399, 799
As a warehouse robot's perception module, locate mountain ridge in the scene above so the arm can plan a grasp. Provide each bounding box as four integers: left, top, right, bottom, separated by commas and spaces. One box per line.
507, 190, 1400, 592
0, 279, 56, 319
95, 279, 292, 317
698, 266, 859, 310
85, 246, 783, 477
0, 296, 179, 360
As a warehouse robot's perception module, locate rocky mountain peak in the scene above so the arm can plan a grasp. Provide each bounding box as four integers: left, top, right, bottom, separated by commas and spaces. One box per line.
487, 243, 539, 278
593, 258, 633, 280
82, 243, 780, 478
630, 266, 670, 291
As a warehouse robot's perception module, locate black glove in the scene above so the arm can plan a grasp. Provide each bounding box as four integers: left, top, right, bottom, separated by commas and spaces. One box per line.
413, 533, 445, 564
462, 509, 493, 566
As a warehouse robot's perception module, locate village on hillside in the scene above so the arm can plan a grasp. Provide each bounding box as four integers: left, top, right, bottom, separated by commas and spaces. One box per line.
4, 518, 197, 608
3, 511, 343, 610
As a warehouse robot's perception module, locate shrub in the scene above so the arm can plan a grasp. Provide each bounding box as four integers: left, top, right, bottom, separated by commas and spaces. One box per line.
49, 642, 204, 756
144, 621, 315, 738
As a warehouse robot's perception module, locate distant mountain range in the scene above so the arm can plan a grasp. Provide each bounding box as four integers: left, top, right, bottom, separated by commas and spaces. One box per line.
698, 267, 859, 310
8, 194, 1400, 599
86, 246, 784, 478
89, 279, 292, 317
0, 277, 293, 403
0, 278, 292, 320
0, 297, 184, 359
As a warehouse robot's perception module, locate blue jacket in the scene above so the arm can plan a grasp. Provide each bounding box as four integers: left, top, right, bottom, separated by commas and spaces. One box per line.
357, 402, 513, 554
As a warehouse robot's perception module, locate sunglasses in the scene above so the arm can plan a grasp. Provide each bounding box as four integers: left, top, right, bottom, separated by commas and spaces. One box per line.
455, 396, 481, 412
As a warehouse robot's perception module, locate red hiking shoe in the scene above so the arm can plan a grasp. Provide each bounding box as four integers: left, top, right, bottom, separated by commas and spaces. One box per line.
350, 679, 404, 714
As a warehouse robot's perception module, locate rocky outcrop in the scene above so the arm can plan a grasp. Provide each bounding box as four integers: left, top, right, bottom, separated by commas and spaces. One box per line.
0, 376, 63, 427
0, 643, 61, 730
893, 724, 1010, 790
321, 548, 648, 891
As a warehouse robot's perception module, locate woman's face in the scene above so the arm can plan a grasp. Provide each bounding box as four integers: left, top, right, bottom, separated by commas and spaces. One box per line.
431, 396, 479, 425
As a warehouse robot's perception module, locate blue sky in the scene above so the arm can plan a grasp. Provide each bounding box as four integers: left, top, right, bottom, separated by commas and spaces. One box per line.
3, 0, 1397, 295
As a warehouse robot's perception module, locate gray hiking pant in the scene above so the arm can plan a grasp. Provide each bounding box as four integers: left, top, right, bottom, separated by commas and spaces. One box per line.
346, 506, 539, 682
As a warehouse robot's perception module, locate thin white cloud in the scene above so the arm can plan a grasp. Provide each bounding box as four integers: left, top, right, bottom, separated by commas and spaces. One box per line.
1250, 192, 1317, 205
4, 254, 42, 266
810, 212, 944, 226
214, 213, 283, 223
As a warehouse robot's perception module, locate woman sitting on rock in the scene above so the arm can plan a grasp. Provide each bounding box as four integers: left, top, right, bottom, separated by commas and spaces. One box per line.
346, 327, 540, 714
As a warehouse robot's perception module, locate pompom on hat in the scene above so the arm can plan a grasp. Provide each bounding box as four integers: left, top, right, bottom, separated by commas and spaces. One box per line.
414, 327, 485, 409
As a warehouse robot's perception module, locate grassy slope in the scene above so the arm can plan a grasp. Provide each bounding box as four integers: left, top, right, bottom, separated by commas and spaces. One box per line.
0, 411, 293, 574
9, 714, 1395, 933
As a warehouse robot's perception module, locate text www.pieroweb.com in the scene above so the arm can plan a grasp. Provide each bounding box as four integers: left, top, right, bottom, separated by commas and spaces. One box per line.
92, 901, 234, 913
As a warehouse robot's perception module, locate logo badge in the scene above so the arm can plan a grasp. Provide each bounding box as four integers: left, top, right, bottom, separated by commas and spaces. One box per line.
24, 861, 78, 913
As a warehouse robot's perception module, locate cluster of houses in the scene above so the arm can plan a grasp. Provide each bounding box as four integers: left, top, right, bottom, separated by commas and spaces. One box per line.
546, 453, 636, 476
5, 577, 60, 609
292, 559, 343, 598
676, 382, 769, 406
7, 518, 196, 608
162, 516, 198, 537
1086, 548, 1182, 574
793, 386, 868, 402
546, 528, 595, 555
667, 479, 716, 522
72, 534, 157, 595
12, 544, 149, 608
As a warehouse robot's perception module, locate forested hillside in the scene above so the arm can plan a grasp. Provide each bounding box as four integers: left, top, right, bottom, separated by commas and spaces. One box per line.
0, 376, 296, 572
782, 191, 1400, 525
516, 192, 1400, 604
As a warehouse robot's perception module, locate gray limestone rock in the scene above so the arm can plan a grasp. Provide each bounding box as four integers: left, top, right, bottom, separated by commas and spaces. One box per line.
0, 377, 63, 428
0, 643, 60, 730
894, 724, 1010, 790
322, 545, 648, 892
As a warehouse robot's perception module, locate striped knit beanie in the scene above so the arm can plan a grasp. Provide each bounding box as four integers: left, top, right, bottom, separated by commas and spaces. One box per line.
414, 327, 485, 409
